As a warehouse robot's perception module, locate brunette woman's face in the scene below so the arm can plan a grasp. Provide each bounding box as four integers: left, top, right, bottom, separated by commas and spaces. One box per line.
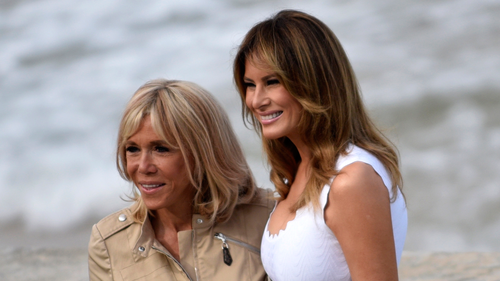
243, 59, 303, 142
125, 116, 194, 212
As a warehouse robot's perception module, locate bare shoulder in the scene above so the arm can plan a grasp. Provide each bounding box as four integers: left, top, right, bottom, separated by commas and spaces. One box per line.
326, 161, 390, 232
325, 161, 397, 280
330, 161, 388, 200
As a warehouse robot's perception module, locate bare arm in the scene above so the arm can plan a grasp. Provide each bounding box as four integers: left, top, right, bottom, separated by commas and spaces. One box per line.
324, 162, 398, 281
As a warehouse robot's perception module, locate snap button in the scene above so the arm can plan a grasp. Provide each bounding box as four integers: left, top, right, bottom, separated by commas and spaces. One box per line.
196, 218, 203, 224
118, 214, 127, 222
138, 246, 145, 252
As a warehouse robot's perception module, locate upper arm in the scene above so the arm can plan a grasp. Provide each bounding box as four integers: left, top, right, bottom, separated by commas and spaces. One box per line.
324, 162, 398, 281
88, 224, 113, 281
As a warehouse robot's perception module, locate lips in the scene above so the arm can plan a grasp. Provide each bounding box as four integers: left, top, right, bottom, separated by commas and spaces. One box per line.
139, 182, 165, 194
142, 183, 163, 189
261, 111, 283, 120
259, 111, 283, 125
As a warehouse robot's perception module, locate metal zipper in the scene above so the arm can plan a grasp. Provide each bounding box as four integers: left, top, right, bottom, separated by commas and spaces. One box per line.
152, 245, 194, 281
191, 230, 200, 281
214, 232, 260, 255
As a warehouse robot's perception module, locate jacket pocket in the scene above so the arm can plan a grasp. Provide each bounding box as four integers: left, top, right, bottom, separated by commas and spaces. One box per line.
118, 253, 175, 281
214, 232, 260, 255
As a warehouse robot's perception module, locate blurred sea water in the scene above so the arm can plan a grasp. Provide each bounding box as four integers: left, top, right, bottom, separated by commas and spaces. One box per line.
1, 0, 499, 251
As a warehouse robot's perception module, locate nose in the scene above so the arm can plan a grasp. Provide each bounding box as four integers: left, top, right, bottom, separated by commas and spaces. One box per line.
138, 152, 157, 174
247, 84, 269, 111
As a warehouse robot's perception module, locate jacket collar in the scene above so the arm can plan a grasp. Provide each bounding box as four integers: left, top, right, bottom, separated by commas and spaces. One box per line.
132, 215, 156, 261
132, 213, 213, 261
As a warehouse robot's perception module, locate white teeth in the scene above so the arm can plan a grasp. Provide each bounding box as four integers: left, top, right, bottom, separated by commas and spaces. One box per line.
261, 111, 282, 120
142, 184, 161, 188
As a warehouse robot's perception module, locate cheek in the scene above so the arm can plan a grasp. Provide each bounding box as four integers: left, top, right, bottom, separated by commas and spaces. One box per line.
244, 91, 253, 109
169, 155, 191, 180
283, 91, 302, 116
293, 102, 303, 117
125, 158, 137, 179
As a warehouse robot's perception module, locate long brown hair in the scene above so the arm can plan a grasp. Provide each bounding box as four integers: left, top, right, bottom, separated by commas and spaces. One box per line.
117, 79, 257, 223
234, 10, 403, 211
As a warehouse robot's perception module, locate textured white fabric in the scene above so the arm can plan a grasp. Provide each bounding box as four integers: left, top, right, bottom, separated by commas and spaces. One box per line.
261, 145, 407, 281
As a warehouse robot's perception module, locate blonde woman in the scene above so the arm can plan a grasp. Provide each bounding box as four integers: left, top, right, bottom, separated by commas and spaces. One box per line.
233, 10, 407, 281
88, 79, 273, 281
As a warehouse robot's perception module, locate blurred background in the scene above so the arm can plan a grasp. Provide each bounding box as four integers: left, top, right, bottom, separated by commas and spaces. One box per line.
1, 0, 499, 252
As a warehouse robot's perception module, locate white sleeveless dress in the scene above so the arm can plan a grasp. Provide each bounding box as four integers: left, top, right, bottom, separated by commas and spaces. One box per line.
260, 145, 407, 281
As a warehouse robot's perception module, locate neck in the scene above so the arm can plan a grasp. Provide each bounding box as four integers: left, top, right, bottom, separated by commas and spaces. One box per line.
286, 135, 312, 191
151, 206, 193, 233
278, 136, 311, 201
287, 134, 312, 165
150, 205, 193, 263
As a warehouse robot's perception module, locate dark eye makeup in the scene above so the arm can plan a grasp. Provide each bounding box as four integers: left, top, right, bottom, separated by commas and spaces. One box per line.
267, 79, 280, 86
155, 146, 170, 153
125, 146, 139, 153
244, 82, 256, 88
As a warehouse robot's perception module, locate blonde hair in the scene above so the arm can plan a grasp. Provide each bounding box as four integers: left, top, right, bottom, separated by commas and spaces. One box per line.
117, 79, 257, 224
234, 10, 403, 211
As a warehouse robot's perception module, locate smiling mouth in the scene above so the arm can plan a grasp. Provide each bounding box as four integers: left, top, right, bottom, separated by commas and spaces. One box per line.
261, 111, 283, 120
141, 184, 165, 190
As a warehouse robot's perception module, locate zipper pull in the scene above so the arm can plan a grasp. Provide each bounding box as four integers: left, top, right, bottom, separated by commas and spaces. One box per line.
214, 233, 233, 266
222, 244, 232, 266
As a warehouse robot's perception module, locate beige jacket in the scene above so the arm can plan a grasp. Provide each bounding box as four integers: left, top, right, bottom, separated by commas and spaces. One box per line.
88, 189, 274, 281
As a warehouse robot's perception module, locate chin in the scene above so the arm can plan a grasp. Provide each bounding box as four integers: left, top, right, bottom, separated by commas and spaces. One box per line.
262, 134, 280, 140
262, 130, 285, 140
141, 199, 166, 211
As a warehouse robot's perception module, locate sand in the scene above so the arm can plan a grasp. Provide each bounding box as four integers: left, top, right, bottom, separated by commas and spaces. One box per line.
1, 249, 499, 280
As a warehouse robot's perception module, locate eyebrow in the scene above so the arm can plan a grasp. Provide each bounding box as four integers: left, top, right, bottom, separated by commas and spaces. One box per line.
151, 140, 169, 146
125, 140, 136, 146
124, 139, 169, 146
243, 74, 276, 83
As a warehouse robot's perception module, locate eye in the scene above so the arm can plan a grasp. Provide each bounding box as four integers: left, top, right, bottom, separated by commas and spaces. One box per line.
155, 145, 170, 153
125, 146, 139, 153
267, 79, 280, 86
244, 81, 255, 88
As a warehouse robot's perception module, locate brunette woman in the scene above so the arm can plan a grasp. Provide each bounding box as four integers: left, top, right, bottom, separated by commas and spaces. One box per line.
233, 10, 407, 281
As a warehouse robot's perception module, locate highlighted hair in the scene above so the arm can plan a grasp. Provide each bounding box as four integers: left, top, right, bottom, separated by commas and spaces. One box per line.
234, 10, 403, 211
117, 79, 257, 223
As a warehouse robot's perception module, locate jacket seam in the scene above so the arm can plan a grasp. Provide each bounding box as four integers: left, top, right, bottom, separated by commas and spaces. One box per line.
98, 208, 134, 240
95, 224, 114, 280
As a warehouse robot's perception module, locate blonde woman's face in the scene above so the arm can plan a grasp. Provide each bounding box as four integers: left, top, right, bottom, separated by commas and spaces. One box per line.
243, 59, 303, 142
125, 116, 195, 212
